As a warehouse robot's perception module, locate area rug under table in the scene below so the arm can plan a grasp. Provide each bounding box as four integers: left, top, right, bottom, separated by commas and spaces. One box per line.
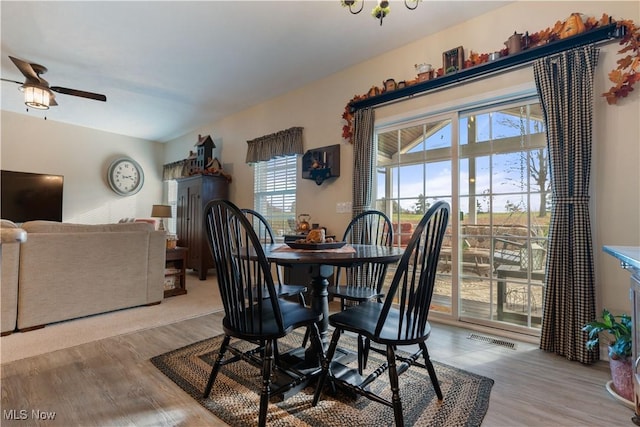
151, 331, 494, 426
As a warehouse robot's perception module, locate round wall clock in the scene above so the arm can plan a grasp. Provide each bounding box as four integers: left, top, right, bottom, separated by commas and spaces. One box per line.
107, 157, 144, 196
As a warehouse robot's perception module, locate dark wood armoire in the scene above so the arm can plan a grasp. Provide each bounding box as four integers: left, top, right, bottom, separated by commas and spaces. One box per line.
176, 174, 229, 280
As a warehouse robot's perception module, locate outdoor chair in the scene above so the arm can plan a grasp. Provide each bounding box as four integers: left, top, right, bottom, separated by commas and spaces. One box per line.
203, 200, 324, 427
313, 201, 450, 427
327, 209, 393, 373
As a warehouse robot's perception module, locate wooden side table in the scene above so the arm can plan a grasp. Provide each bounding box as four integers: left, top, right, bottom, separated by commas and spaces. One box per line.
164, 246, 188, 298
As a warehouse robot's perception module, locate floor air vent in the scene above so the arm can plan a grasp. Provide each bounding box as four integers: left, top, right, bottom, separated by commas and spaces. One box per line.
467, 333, 516, 350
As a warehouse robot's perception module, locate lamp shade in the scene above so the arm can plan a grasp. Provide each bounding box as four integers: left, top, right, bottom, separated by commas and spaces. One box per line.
151, 204, 172, 218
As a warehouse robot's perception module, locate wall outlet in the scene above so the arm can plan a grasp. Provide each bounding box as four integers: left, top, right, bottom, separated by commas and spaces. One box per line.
336, 202, 353, 213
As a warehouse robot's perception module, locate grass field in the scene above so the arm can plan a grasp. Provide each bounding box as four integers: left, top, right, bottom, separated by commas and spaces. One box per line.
391, 211, 550, 227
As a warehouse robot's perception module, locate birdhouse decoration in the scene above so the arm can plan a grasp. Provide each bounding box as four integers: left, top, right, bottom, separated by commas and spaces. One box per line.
186, 151, 198, 175
195, 134, 216, 172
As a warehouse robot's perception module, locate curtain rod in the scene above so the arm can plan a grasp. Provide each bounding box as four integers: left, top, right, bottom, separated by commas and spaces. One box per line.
350, 22, 625, 112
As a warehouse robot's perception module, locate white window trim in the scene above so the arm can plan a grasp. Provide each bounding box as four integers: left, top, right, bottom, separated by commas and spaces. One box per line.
376, 82, 538, 133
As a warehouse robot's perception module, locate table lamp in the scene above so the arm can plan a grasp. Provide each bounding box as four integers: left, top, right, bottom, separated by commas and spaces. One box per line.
151, 204, 172, 232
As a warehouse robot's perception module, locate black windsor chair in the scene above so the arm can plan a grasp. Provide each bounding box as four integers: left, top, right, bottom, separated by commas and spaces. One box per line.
203, 200, 324, 427
313, 201, 450, 427
327, 209, 394, 374
241, 208, 310, 362
241, 208, 308, 305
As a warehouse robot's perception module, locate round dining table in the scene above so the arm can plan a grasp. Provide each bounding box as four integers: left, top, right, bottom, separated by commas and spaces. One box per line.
263, 243, 404, 364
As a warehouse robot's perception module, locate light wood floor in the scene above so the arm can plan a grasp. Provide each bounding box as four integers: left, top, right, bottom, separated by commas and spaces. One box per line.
0, 311, 634, 426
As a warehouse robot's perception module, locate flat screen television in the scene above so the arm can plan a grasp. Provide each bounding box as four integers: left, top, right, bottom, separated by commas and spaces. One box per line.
1, 170, 64, 223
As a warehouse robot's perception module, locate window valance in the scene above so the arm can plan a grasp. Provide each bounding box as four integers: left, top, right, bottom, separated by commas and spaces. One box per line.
162, 160, 188, 180
245, 126, 304, 164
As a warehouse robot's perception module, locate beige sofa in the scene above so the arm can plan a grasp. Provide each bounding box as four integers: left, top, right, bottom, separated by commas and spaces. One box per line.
1, 220, 21, 335
1, 220, 166, 333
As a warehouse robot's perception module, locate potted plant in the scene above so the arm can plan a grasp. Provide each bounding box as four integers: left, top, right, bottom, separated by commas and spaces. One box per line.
583, 309, 634, 402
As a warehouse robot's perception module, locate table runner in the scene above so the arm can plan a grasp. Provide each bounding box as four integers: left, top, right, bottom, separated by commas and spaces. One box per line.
272, 243, 356, 254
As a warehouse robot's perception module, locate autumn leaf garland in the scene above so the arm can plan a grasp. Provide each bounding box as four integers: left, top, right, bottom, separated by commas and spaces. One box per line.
602, 16, 640, 104
340, 13, 639, 144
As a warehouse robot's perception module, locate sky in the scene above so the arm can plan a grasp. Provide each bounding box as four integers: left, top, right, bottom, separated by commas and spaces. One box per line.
375, 104, 549, 217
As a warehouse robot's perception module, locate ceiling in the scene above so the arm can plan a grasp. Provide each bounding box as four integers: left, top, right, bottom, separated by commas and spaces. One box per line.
1, 1, 509, 143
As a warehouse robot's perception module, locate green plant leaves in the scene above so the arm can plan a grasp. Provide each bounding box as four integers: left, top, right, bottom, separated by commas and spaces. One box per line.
582, 308, 632, 359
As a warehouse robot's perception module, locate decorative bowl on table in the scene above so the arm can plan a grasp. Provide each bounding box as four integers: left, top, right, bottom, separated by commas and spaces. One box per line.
285, 241, 347, 250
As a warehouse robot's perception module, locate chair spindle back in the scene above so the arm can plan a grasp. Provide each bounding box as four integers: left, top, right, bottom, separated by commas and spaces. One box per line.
338, 210, 394, 290
204, 200, 284, 336
376, 201, 450, 340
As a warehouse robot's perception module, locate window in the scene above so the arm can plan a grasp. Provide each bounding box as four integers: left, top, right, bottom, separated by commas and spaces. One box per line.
254, 155, 298, 240
166, 180, 178, 234
375, 94, 549, 334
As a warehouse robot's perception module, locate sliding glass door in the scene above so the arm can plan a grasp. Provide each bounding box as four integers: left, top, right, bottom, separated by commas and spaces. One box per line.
375, 96, 549, 334
375, 114, 455, 314
458, 101, 549, 331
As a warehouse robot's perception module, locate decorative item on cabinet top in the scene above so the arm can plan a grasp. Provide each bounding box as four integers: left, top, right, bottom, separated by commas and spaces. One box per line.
195, 134, 216, 172
162, 133, 232, 182
302, 144, 340, 185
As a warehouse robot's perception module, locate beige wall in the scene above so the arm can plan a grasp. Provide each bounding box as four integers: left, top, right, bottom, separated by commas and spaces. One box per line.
164, 1, 640, 315
1, 2, 638, 316
1, 111, 165, 223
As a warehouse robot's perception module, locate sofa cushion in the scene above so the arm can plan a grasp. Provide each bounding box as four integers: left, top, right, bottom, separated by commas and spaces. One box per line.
1, 219, 18, 229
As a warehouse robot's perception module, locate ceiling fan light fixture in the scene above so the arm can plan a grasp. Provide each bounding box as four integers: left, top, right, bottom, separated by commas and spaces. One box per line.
23, 85, 51, 110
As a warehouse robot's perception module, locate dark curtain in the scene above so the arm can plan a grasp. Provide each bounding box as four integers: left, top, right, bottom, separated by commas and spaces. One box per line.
533, 45, 600, 364
352, 108, 375, 217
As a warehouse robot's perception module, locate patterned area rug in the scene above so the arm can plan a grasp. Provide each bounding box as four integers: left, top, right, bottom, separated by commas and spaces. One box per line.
151, 331, 493, 426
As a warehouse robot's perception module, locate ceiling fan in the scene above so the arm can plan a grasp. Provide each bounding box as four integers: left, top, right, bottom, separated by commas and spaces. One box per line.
1, 55, 107, 110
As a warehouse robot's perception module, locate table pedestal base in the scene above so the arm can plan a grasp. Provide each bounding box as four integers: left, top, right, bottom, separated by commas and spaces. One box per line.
273, 346, 356, 399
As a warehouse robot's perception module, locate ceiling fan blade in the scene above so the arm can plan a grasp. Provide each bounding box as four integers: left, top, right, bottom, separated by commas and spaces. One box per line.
9, 56, 42, 83
8, 56, 105, 105
50, 86, 106, 102
0, 77, 24, 85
